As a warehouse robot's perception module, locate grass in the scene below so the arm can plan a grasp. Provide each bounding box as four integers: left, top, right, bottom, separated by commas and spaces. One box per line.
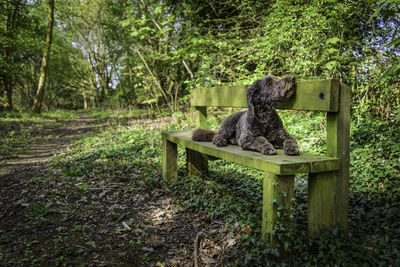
84, 107, 150, 120
1, 108, 399, 265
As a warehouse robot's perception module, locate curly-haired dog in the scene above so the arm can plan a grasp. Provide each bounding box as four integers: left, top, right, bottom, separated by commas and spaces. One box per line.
192, 75, 299, 155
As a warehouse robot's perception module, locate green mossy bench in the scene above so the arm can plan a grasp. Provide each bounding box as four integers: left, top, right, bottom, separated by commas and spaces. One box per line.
162, 79, 350, 246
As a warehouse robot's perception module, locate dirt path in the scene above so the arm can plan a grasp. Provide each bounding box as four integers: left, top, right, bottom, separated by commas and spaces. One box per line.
0, 113, 98, 183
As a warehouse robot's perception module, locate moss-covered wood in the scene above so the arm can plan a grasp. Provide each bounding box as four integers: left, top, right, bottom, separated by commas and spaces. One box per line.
195, 106, 208, 129
162, 139, 178, 180
163, 130, 339, 175
191, 79, 339, 112
308, 171, 337, 235
262, 173, 294, 247
326, 81, 351, 233
186, 148, 208, 177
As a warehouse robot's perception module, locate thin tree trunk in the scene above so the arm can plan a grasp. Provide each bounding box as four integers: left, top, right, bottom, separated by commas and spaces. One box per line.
136, 47, 171, 108
32, 0, 54, 113
82, 87, 88, 109
1, 76, 14, 111
5, 79, 13, 111
127, 56, 137, 107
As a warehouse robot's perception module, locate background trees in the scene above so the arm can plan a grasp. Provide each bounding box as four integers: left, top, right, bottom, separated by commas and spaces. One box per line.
32, 0, 55, 113
0, 0, 398, 119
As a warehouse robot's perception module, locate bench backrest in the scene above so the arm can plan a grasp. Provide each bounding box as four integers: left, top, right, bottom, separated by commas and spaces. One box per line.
191, 79, 340, 112
191, 79, 349, 128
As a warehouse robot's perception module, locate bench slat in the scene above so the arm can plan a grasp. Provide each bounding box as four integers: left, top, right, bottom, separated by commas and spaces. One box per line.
191, 79, 339, 112
163, 129, 340, 175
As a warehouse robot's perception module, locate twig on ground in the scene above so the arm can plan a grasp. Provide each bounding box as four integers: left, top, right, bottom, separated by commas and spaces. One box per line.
122, 221, 132, 231
194, 231, 204, 267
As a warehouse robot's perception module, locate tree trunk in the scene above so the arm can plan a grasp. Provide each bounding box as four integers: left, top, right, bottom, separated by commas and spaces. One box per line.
5, 78, 13, 111
127, 58, 137, 107
82, 88, 88, 110
32, 0, 54, 113
1, 76, 14, 111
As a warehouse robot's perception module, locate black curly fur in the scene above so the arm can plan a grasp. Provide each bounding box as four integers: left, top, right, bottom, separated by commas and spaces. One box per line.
192, 75, 299, 156
192, 128, 216, 141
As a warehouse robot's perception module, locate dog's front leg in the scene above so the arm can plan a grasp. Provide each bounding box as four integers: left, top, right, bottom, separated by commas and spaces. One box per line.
240, 136, 277, 155
283, 139, 299, 155
269, 128, 299, 156
212, 111, 245, 147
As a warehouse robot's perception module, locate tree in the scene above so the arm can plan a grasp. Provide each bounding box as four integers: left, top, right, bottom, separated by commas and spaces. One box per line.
32, 0, 55, 113
58, 0, 122, 104
0, 0, 42, 111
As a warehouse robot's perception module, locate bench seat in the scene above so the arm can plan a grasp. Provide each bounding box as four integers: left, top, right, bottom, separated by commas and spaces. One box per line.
163, 129, 339, 175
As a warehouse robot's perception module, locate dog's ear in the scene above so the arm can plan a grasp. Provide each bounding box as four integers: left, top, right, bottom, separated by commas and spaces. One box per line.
262, 75, 279, 103
246, 82, 259, 117
247, 76, 275, 116
262, 75, 276, 91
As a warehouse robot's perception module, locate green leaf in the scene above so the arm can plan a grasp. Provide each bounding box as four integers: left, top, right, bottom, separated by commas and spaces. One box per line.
326, 37, 342, 44
395, 109, 400, 123
119, 19, 131, 27
324, 61, 338, 70
326, 48, 339, 54
154, 6, 162, 15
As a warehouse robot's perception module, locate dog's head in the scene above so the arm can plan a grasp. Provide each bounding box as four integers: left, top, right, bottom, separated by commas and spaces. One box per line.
247, 75, 296, 118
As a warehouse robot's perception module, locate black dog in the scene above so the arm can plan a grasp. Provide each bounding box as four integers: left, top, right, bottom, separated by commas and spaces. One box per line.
192, 75, 299, 156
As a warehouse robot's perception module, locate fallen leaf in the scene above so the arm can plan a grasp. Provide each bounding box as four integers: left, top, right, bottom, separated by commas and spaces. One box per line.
154, 210, 166, 218
200, 255, 216, 265
226, 237, 237, 247
142, 247, 154, 253
122, 221, 131, 231
145, 235, 164, 247
99, 190, 109, 198
241, 225, 252, 235
162, 197, 172, 206
202, 239, 216, 248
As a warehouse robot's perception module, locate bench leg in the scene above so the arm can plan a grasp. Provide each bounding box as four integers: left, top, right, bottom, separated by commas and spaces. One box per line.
186, 148, 208, 177
308, 171, 340, 235
262, 172, 294, 247
162, 139, 177, 180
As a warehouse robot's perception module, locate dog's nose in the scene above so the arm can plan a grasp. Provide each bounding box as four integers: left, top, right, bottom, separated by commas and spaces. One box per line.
291, 77, 296, 83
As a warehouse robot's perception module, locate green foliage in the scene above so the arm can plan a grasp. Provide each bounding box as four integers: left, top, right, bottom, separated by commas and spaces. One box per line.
1, 0, 398, 119
351, 117, 400, 194
29, 203, 56, 218
85, 108, 149, 120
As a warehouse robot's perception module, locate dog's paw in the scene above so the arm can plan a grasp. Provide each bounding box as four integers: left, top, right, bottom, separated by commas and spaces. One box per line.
213, 135, 228, 147
261, 143, 277, 155
283, 139, 299, 155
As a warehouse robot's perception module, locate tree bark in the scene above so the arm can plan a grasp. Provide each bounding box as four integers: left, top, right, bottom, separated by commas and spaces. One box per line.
127, 55, 138, 107
5, 77, 13, 111
32, 0, 55, 113
1, 1, 22, 111
1, 76, 14, 111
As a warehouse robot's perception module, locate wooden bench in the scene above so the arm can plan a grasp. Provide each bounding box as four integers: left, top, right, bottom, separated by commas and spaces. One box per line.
162, 79, 350, 246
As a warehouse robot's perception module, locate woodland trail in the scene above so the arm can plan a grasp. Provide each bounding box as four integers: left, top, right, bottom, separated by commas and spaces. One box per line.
0, 113, 98, 183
